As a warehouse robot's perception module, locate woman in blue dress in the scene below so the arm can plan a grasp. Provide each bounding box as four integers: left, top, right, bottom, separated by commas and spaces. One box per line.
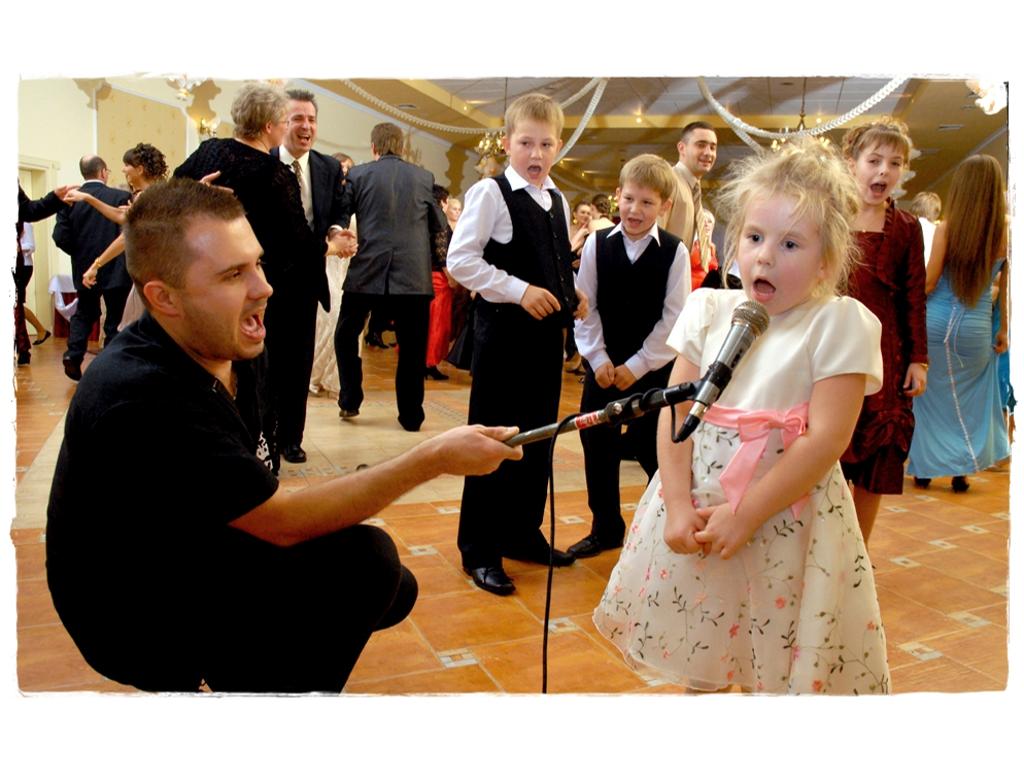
908, 155, 1010, 491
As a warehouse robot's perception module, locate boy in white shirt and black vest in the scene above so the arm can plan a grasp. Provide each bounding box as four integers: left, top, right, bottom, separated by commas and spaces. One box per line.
568, 154, 691, 558
447, 93, 589, 596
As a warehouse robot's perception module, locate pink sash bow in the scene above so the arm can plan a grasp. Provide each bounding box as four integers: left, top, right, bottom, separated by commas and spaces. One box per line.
702, 402, 810, 519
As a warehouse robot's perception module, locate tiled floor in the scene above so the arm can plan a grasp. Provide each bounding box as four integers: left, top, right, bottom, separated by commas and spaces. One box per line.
11, 330, 1013, 695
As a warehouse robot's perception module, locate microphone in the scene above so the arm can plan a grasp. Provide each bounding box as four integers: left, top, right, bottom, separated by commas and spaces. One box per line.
676, 300, 770, 442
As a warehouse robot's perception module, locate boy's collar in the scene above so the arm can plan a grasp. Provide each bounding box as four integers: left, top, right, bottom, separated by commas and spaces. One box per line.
612, 221, 661, 244
505, 166, 556, 192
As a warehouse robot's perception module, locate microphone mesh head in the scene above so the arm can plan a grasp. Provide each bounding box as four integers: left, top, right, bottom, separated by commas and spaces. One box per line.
733, 300, 770, 336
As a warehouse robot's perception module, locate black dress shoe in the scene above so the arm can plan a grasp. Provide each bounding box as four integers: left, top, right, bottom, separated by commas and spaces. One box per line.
366, 332, 389, 349
63, 357, 82, 381
913, 477, 931, 489
465, 565, 515, 596
17, 351, 31, 366
398, 413, 423, 432
952, 475, 970, 493
504, 543, 575, 567
338, 408, 360, 419
425, 366, 449, 380
567, 533, 622, 559
282, 444, 307, 463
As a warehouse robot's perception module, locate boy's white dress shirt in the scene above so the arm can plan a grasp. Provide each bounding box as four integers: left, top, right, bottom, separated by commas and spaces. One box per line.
574, 222, 691, 379
446, 166, 573, 305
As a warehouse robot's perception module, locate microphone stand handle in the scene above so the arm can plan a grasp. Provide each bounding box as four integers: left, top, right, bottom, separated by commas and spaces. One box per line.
503, 380, 700, 447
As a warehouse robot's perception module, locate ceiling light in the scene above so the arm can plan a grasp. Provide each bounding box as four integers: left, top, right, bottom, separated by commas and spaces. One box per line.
966, 79, 1007, 115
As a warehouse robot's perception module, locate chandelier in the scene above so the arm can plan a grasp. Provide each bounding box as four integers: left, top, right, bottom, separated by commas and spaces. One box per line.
770, 79, 832, 152
967, 79, 1007, 115
475, 130, 506, 161
168, 75, 202, 102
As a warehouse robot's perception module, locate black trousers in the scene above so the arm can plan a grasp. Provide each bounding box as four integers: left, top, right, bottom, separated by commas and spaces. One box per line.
335, 292, 430, 429
579, 363, 669, 543
458, 301, 565, 569
13, 262, 32, 356
264, 286, 319, 449
202, 525, 417, 693
64, 525, 417, 694
65, 281, 129, 363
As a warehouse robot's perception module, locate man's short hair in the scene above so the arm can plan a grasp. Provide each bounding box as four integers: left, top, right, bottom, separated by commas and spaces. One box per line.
504, 93, 564, 137
432, 184, 449, 205
124, 179, 246, 300
285, 88, 318, 115
371, 123, 405, 156
79, 155, 108, 179
619, 154, 677, 201
680, 121, 716, 143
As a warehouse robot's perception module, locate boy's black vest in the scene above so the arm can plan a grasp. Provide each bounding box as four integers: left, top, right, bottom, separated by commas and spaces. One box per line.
595, 227, 680, 367
482, 174, 578, 327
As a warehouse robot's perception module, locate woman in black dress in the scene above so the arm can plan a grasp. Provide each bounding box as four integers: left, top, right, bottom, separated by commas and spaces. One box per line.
175, 83, 356, 471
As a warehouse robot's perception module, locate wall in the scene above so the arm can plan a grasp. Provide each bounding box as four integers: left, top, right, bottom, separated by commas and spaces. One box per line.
17, 76, 482, 321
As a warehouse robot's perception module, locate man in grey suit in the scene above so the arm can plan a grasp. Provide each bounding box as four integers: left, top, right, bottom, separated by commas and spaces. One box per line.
52, 155, 132, 381
335, 122, 446, 432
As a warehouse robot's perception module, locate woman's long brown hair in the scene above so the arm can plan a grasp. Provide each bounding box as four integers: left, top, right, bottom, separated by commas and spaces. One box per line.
943, 155, 1007, 307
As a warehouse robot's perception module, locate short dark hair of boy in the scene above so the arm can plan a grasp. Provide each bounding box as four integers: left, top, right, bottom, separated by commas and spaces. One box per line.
432, 184, 450, 205
619, 154, 676, 201
80, 155, 107, 179
590, 193, 611, 216
285, 88, 318, 114
680, 121, 715, 142
124, 179, 246, 300
371, 123, 405, 156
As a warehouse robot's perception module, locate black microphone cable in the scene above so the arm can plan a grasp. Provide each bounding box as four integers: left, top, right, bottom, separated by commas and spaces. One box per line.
538, 386, 669, 693
540, 410, 582, 694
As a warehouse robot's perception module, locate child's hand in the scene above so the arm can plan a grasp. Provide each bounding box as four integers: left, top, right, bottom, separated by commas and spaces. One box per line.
520, 285, 561, 320
612, 364, 637, 391
663, 500, 705, 554
692, 503, 757, 560
595, 362, 615, 389
574, 288, 589, 320
903, 362, 928, 397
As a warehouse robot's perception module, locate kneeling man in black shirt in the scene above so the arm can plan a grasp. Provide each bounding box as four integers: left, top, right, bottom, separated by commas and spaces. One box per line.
45, 179, 522, 693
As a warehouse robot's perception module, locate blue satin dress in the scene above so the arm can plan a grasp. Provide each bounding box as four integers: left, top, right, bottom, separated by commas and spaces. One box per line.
907, 260, 1010, 477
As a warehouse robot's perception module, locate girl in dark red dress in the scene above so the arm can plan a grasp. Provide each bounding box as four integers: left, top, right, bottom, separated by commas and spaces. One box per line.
840, 118, 929, 543
425, 184, 454, 380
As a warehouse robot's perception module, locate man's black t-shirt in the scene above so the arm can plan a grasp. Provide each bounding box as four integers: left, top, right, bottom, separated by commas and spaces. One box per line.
45, 311, 279, 689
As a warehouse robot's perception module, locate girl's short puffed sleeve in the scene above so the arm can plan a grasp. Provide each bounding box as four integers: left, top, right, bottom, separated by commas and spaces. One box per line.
666, 287, 719, 366
808, 296, 884, 395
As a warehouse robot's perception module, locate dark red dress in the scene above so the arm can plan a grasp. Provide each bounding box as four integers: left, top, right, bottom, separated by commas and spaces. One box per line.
425, 224, 453, 368
841, 201, 928, 494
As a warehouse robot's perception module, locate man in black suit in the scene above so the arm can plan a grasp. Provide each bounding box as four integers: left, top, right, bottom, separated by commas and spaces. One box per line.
52, 155, 132, 381
269, 89, 348, 464
15, 183, 76, 365
335, 122, 446, 432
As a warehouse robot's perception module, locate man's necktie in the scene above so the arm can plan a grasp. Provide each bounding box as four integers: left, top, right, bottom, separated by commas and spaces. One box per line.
292, 159, 313, 227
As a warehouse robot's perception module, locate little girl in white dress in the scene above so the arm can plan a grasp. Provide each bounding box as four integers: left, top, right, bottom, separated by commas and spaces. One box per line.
593, 138, 890, 694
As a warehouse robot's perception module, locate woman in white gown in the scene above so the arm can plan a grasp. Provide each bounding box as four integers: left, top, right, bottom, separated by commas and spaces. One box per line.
309, 250, 351, 397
